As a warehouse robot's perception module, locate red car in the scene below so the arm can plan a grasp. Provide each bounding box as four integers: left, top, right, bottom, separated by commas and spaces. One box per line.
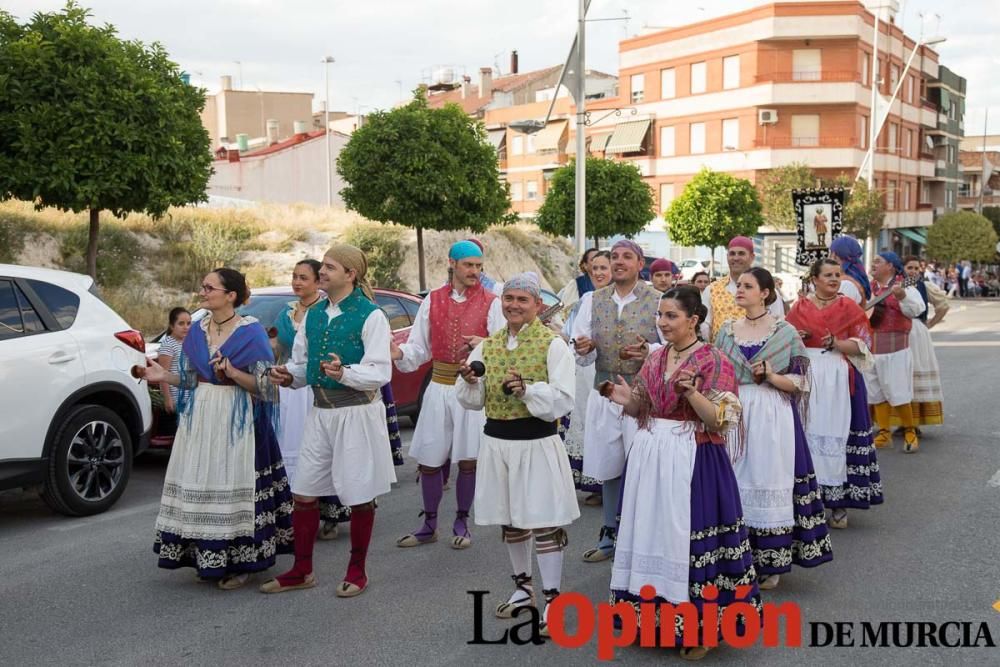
147, 286, 432, 447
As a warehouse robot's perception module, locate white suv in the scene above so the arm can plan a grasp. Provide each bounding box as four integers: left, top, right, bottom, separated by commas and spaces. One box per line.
0, 265, 152, 516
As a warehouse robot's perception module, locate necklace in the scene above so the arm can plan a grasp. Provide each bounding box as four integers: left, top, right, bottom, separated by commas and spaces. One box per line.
672, 338, 699, 362
746, 310, 768, 322
211, 312, 237, 336
814, 293, 838, 303
296, 295, 322, 314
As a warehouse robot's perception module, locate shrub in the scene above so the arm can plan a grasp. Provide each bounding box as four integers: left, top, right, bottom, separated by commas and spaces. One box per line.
342, 223, 406, 290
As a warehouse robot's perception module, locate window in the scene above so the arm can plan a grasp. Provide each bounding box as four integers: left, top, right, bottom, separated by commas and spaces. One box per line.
25, 279, 79, 330
905, 128, 914, 157
946, 189, 955, 209
947, 144, 956, 163
887, 180, 896, 210
722, 56, 740, 90
690, 62, 706, 94
526, 180, 538, 201
888, 122, 897, 153
15, 285, 43, 334
905, 76, 914, 104
689, 122, 705, 154
511, 135, 523, 156
659, 126, 675, 157
660, 183, 676, 211
890, 64, 900, 91
631, 73, 645, 104
510, 181, 522, 201
792, 49, 821, 81
399, 296, 420, 322
374, 295, 411, 331
722, 118, 739, 151
660, 68, 676, 99
526, 134, 536, 154
790, 114, 819, 147
903, 182, 912, 209
0, 280, 24, 340
861, 52, 870, 86
921, 181, 931, 203
948, 101, 957, 120
860, 116, 868, 149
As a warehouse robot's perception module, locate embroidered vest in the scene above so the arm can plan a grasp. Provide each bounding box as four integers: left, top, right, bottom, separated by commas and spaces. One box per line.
871, 280, 912, 354
591, 283, 660, 386
305, 289, 378, 390
482, 318, 554, 421
429, 283, 495, 363
709, 279, 744, 342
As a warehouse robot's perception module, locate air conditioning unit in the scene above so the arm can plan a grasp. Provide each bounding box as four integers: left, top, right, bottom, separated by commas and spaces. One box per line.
758, 109, 778, 125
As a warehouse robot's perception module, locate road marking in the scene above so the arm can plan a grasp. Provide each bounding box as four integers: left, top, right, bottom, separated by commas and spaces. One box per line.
49, 501, 161, 531
994, 599, 1000, 614
935, 341, 1000, 347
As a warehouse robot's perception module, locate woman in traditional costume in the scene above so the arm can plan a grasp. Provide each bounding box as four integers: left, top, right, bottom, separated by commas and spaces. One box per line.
786, 259, 882, 530
557, 247, 600, 314
604, 286, 758, 661
142, 268, 293, 590
561, 250, 611, 504
714, 268, 832, 591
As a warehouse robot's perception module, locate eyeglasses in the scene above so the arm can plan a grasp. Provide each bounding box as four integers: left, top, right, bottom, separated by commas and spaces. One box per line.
200, 284, 230, 294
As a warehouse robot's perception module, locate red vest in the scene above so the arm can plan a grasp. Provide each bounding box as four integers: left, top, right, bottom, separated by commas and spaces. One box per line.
872, 280, 912, 335
429, 283, 495, 363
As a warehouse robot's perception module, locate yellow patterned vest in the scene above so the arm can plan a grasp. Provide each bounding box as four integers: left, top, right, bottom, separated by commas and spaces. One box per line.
709, 279, 744, 342
481, 318, 554, 420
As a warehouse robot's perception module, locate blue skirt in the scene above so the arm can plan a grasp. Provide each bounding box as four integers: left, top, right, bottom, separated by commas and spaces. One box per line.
748, 406, 834, 575
154, 408, 294, 578
612, 443, 762, 645
821, 370, 884, 509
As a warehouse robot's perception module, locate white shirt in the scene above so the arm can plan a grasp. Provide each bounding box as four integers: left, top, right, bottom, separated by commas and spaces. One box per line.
873, 281, 924, 319
838, 279, 864, 305
570, 285, 666, 367
395, 287, 505, 373
285, 299, 392, 391
701, 275, 786, 338
455, 330, 576, 422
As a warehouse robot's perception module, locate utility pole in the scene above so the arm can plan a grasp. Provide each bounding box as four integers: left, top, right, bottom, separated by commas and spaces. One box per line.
322, 56, 335, 207
978, 108, 989, 214
574, 0, 587, 258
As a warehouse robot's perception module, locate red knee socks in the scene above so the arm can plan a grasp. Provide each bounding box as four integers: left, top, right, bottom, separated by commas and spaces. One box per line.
275, 500, 319, 586
345, 504, 375, 588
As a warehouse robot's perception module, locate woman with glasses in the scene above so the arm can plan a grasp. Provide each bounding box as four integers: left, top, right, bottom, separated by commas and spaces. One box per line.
140, 268, 293, 590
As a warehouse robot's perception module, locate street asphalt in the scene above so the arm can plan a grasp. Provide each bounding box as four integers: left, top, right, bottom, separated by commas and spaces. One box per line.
2, 300, 999, 666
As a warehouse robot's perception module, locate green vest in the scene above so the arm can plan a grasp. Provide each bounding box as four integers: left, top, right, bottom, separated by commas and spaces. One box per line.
305, 289, 378, 390
482, 318, 554, 420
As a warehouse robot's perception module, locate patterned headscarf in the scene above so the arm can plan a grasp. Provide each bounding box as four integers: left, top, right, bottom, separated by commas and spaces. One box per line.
830, 234, 871, 299
325, 243, 374, 301
502, 271, 541, 299
611, 239, 644, 263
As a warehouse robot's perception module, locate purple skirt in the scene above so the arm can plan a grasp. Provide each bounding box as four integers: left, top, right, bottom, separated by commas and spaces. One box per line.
612, 443, 762, 645
154, 407, 294, 578
748, 405, 834, 575
820, 370, 884, 509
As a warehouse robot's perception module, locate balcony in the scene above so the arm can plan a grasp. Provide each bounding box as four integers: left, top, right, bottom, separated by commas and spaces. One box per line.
753, 135, 857, 149
916, 202, 934, 210
754, 70, 860, 84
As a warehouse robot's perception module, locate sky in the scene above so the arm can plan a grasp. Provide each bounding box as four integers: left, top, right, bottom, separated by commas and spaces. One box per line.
7, 0, 999, 133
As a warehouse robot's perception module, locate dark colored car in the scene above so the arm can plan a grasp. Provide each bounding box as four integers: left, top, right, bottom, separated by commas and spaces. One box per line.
147, 286, 432, 447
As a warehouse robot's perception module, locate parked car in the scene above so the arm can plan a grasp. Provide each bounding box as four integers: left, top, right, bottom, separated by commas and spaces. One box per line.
0, 265, 152, 516
416, 287, 562, 318
146, 286, 433, 447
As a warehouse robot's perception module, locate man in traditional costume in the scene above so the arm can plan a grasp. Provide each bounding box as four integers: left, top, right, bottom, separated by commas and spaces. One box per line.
701, 236, 785, 342
648, 257, 679, 293
260, 244, 397, 596
455, 272, 579, 635
865, 251, 925, 452
571, 239, 662, 562
391, 240, 504, 549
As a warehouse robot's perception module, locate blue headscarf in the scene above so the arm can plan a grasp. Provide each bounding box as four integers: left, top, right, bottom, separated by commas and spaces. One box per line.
878, 251, 905, 275
830, 234, 871, 299
449, 240, 483, 261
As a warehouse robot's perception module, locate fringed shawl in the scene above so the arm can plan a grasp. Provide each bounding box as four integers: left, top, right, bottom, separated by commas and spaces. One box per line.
786, 296, 872, 351
714, 319, 810, 387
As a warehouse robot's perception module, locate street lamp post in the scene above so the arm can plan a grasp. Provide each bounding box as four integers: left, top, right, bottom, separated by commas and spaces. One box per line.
574, 0, 587, 258
322, 56, 335, 207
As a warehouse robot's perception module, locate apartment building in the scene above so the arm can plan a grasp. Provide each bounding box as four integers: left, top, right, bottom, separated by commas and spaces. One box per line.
572, 0, 965, 263
201, 75, 314, 149
958, 150, 1000, 212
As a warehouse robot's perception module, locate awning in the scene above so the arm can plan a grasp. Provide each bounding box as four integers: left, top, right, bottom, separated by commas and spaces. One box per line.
589, 133, 611, 153
604, 119, 651, 154
535, 120, 567, 152
487, 129, 506, 150
898, 227, 928, 245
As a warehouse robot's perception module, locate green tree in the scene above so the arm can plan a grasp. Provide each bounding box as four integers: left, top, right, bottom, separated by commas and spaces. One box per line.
982, 206, 1000, 238
824, 177, 885, 241
665, 168, 764, 273
0, 3, 212, 281
337, 90, 514, 290
926, 210, 999, 263
535, 156, 655, 246
759, 163, 817, 230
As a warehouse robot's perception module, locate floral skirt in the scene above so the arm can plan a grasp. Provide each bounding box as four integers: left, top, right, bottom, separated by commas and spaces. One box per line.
749, 407, 833, 575
612, 435, 761, 645
318, 383, 403, 524
154, 406, 294, 578
821, 371, 884, 510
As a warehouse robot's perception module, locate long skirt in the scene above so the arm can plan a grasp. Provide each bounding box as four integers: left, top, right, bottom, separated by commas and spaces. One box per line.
890, 319, 944, 426
154, 385, 293, 577
611, 419, 761, 645
823, 370, 884, 509
564, 364, 602, 492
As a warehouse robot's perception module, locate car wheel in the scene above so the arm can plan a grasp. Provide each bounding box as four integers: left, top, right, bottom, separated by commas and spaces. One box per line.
410, 370, 433, 427
41, 404, 134, 517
